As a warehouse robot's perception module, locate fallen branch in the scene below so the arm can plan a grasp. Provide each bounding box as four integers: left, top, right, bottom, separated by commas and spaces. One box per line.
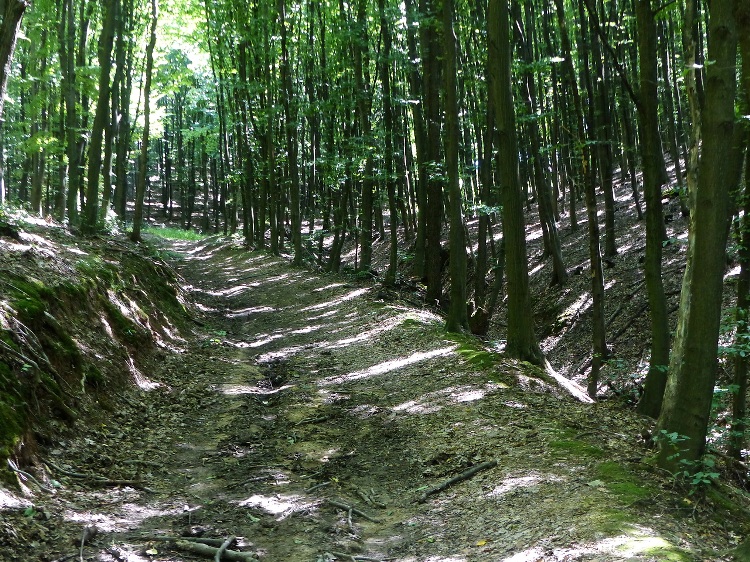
417, 460, 498, 503
305, 481, 331, 493
327, 499, 381, 523
173, 539, 255, 561
132, 535, 228, 547
215, 536, 236, 562
44, 459, 153, 492
7, 459, 55, 494
328, 552, 392, 562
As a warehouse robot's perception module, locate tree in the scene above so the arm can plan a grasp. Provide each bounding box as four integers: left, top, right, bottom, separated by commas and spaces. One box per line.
0, 0, 29, 205
489, 0, 543, 364
656, 0, 738, 470
131, 0, 158, 242
82, 0, 118, 234
443, 0, 468, 332
634, 0, 671, 418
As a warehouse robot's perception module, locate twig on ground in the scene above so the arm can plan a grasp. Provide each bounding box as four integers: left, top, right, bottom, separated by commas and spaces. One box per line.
132, 535, 228, 547
214, 536, 236, 562
347, 507, 354, 532
7, 459, 55, 494
44, 459, 153, 492
416, 459, 498, 503
329, 552, 391, 562
327, 499, 381, 523
305, 481, 331, 493
295, 415, 328, 426
173, 539, 255, 561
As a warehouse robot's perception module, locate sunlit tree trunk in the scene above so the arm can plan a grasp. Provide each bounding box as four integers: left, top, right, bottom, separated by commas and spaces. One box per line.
131, 0, 158, 242
657, 0, 738, 470
0, 0, 29, 205
82, 0, 118, 234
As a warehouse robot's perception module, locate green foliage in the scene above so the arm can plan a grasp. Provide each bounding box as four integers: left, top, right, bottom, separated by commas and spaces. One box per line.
654, 430, 718, 494
444, 333, 501, 369
142, 225, 206, 241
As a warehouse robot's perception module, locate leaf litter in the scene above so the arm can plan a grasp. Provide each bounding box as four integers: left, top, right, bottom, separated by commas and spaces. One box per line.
0, 232, 747, 562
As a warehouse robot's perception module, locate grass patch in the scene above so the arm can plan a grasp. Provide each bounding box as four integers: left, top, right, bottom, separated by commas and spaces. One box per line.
142, 225, 206, 241
595, 461, 653, 503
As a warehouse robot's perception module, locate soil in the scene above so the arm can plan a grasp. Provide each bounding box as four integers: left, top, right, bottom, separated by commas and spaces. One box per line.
2, 225, 749, 561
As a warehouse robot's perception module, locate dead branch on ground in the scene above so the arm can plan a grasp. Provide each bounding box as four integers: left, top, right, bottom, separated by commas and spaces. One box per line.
416, 459, 498, 503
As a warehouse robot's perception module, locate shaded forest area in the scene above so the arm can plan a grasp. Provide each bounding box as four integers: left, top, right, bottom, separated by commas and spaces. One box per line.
1, 0, 750, 501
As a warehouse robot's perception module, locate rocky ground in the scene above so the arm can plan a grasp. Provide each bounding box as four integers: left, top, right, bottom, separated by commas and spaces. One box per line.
2, 228, 749, 561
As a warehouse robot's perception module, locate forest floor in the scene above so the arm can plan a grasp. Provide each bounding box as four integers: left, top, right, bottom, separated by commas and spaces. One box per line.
3, 228, 750, 561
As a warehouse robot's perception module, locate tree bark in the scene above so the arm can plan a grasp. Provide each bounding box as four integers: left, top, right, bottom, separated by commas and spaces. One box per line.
0, 0, 29, 205
82, 0, 118, 234
489, 0, 543, 364
635, 0, 671, 419
657, 0, 738, 470
443, 0, 468, 332
130, 0, 158, 242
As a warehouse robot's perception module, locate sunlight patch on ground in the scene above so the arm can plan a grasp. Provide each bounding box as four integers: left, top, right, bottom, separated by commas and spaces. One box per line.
488, 472, 563, 497
0, 487, 31, 508
255, 345, 307, 362
320, 346, 457, 385
314, 283, 348, 292
500, 524, 679, 561
238, 493, 314, 520
307, 309, 338, 321
726, 264, 741, 280
392, 383, 492, 414
128, 357, 161, 390
205, 283, 256, 297
64, 502, 182, 532
529, 262, 545, 276
300, 287, 371, 312
562, 292, 591, 320
242, 333, 286, 348
227, 305, 276, 318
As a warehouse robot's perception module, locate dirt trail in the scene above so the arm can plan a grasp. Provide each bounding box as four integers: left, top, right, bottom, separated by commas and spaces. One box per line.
28, 236, 741, 562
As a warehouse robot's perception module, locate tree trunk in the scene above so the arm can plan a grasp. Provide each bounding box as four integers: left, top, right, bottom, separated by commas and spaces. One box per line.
0, 0, 29, 205
489, 0, 543, 365
82, 0, 118, 234
130, 0, 157, 242
635, 0, 671, 419
656, 0, 737, 470
443, 0, 468, 332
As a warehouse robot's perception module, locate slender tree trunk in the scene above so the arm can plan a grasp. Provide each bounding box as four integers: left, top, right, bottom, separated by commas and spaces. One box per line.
489, 0, 543, 365
730, 0, 750, 460
0, 0, 29, 205
130, 0, 157, 242
421, 0, 444, 306
635, 0, 671, 418
657, 0, 738, 470
443, 0, 468, 331
82, 0, 118, 233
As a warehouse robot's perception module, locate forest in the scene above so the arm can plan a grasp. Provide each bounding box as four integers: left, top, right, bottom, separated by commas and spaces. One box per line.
1, 0, 750, 559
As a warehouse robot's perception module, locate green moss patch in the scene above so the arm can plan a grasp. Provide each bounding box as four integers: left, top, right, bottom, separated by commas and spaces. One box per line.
595, 461, 653, 503
549, 438, 606, 458
444, 333, 501, 370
